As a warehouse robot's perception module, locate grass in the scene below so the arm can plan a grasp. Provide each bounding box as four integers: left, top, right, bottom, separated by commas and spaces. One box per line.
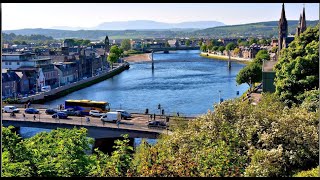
200, 53, 250, 65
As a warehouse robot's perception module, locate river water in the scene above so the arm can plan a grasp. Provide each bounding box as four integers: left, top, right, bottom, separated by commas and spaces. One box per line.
19, 50, 248, 154
45, 50, 248, 116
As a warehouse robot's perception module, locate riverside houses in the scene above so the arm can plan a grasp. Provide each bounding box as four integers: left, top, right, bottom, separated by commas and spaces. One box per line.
2, 70, 20, 98
54, 62, 78, 86
2, 52, 58, 94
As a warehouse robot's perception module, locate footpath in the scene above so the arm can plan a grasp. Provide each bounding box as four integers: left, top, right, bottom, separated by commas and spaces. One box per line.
200, 52, 253, 63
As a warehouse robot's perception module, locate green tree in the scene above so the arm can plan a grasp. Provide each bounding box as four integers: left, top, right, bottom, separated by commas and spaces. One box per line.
121, 39, 131, 51
248, 38, 257, 45
200, 44, 207, 52
226, 42, 236, 51
236, 61, 262, 87
2, 127, 96, 177
218, 46, 225, 53
207, 44, 213, 52
107, 53, 118, 69
212, 46, 219, 51
186, 39, 191, 47
254, 49, 270, 64
274, 25, 319, 106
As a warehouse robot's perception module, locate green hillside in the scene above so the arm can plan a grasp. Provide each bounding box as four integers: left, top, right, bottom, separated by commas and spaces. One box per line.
3, 20, 318, 40
194, 20, 319, 38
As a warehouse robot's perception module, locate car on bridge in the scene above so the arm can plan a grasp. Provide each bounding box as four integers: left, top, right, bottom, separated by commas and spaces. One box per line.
147, 120, 168, 129
116, 110, 132, 120
61, 108, 81, 116
45, 108, 58, 115
52, 112, 68, 119
89, 110, 105, 117
25, 108, 39, 114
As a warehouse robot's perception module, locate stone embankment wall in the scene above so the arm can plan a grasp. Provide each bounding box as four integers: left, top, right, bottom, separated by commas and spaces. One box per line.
19, 63, 129, 104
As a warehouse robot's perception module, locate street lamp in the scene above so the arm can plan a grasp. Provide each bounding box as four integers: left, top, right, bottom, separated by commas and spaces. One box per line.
218, 90, 221, 104
76, 70, 78, 81
58, 73, 61, 87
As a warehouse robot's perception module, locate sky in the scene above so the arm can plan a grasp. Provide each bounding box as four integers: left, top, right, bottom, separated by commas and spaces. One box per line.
2, 3, 319, 30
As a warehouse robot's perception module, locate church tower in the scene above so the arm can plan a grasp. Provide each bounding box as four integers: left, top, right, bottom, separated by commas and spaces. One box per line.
278, 3, 288, 55
300, 5, 307, 32
296, 5, 307, 36
104, 35, 110, 55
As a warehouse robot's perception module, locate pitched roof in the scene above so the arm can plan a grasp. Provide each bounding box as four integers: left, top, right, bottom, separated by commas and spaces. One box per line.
2, 71, 21, 82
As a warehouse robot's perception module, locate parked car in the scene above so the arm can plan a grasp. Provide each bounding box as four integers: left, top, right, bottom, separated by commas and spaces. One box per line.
147, 120, 168, 129
62, 108, 81, 116
45, 108, 58, 115
100, 112, 121, 122
3, 106, 20, 113
116, 110, 132, 119
52, 112, 68, 119
89, 110, 105, 117
25, 108, 39, 114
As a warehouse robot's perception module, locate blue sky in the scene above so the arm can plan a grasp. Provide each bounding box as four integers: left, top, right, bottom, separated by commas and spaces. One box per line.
2, 3, 319, 30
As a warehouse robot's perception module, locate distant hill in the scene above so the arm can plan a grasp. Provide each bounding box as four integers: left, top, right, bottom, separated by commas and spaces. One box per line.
3, 20, 318, 40
94, 20, 225, 30
194, 20, 319, 38
46, 20, 225, 31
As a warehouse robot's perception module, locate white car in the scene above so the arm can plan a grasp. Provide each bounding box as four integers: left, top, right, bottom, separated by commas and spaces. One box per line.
116, 110, 131, 119
89, 110, 105, 117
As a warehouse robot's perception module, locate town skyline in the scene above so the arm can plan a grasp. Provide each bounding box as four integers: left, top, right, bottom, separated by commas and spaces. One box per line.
2, 3, 319, 30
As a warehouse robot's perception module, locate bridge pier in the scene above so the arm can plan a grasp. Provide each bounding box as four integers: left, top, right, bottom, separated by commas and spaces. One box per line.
151, 51, 154, 70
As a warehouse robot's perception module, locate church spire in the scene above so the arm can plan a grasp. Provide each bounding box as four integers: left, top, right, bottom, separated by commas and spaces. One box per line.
300, 4, 307, 32
280, 3, 286, 22
278, 3, 288, 55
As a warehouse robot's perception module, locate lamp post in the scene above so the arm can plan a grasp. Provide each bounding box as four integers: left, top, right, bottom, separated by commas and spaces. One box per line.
76, 70, 78, 82
218, 90, 221, 104
58, 73, 61, 87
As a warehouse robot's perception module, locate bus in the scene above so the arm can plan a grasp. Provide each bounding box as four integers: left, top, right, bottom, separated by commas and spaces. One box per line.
64, 99, 110, 115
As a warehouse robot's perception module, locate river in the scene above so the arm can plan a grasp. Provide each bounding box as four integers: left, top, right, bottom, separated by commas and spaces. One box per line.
44, 50, 248, 117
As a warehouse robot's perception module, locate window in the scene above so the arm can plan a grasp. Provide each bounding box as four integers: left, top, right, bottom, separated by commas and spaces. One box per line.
5, 62, 8, 65
17, 62, 20, 65
9, 62, 12, 65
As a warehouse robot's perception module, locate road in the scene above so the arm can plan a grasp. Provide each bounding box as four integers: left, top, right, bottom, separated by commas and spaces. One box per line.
1, 108, 177, 133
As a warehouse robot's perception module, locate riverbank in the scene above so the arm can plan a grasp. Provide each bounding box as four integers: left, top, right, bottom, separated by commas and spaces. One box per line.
14, 63, 130, 104
123, 53, 151, 62
200, 52, 252, 64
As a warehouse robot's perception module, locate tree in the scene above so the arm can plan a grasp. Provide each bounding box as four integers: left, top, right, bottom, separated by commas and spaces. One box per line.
185, 39, 191, 47
200, 44, 207, 52
2, 127, 97, 177
110, 45, 123, 58
107, 53, 118, 69
233, 47, 240, 56
218, 46, 225, 53
248, 38, 257, 45
121, 39, 131, 51
274, 25, 319, 106
236, 61, 262, 86
165, 42, 170, 48
226, 42, 236, 51
253, 49, 270, 64
212, 46, 219, 52
207, 44, 213, 52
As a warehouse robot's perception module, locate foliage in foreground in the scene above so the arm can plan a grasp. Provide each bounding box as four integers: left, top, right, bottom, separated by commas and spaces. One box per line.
274, 24, 319, 106
2, 93, 318, 177
293, 167, 320, 177
129, 93, 318, 177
